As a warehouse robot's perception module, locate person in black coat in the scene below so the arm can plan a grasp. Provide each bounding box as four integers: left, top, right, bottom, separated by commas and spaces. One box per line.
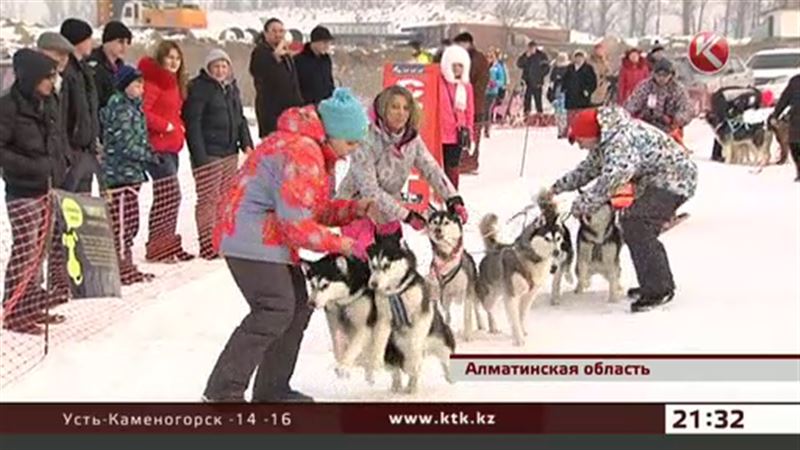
563, 50, 597, 111
60, 18, 101, 193
183, 48, 254, 259
769, 74, 800, 181
0, 49, 68, 334
250, 18, 303, 137
516, 41, 550, 114
294, 26, 335, 106
87, 21, 131, 110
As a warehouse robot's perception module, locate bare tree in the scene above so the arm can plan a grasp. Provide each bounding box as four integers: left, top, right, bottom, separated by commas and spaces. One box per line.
694, 0, 709, 33
590, 0, 621, 36
628, 0, 636, 37
655, 0, 662, 34
494, 0, 534, 47
681, 0, 694, 35
734, 0, 750, 38
637, 0, 652, 36
572, 0, 586, 32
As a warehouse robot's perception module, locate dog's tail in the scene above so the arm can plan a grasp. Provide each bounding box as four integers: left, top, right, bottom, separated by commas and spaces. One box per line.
479, 214, 502, 252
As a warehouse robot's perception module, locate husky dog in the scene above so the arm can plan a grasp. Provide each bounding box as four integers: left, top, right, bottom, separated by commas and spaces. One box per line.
720, 129, 773, 166
573, 203, 624, 302
303, 254, 378, 381
427, 209, 495, 340
367, 232, 456, 393
476, 200, 571, 346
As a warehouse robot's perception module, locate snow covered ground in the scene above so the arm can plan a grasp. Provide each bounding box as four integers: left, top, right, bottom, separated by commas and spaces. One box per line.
1, 120, 799, 402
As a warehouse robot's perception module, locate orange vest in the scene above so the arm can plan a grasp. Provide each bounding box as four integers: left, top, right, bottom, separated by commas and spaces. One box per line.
611, 183, 635, 209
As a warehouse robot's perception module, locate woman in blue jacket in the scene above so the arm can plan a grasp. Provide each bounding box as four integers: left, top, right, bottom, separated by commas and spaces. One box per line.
485, 49, 508, 138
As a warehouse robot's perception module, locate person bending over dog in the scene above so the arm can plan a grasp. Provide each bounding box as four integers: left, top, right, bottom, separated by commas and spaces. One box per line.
204, 89, 377, 403
545, 107, 698, 313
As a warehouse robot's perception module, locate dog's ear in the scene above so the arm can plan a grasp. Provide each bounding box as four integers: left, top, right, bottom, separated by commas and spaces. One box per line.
299, 258, 312, 275
335, 255, 348, 275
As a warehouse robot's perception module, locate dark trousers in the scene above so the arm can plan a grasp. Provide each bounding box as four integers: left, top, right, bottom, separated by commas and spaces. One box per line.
791, 143, 800, 179
524, 83, 543, 114
443, 143, 463, 189
108, 184, 142, 266
2, 194, 68, 323
63, 152, 102, 194
204, 258, 312, 402
146, 153, 182, 256
620, 187, 686, 298
193, 156, 238, 257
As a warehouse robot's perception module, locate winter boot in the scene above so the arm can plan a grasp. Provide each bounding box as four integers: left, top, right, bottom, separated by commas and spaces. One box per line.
627, 287, 642, 299
631, 291, 675, 313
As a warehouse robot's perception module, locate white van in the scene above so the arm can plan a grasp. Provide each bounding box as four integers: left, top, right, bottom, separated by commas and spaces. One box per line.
746, 48, 800, 87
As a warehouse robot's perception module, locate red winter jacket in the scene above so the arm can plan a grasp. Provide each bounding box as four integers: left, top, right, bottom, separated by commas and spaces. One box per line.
617, 54, 650, 106
138, 57, 185, 154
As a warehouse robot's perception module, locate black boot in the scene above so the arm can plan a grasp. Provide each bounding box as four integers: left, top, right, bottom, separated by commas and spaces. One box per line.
627, 287, 641, 299
631, 291, 675, 313
278, 389, 314, 403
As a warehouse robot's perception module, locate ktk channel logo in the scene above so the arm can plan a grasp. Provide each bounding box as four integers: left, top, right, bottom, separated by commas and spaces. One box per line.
688, 32, 730, 75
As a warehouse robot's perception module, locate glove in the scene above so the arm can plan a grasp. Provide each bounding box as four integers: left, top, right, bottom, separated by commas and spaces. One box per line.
404, 210, 427, 231
446, 196, 468, 224
345, 237, 370, 261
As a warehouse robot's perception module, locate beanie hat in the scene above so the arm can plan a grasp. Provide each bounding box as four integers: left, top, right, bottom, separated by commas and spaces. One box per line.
204, 48, 232, 70
114, 64, 142, 91
653, 58, 674, 74
37, 32, 75, 54
103, 21, 133, 44
318, 88, 368, 141
60, 18, 93, 45
453, 32, 474, 44
310, 26, 334, 43
13, 48, 57, 97
567, 108, 600, 143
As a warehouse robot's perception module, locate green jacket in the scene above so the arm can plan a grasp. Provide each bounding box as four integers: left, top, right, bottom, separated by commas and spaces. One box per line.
99, 91, 156, 187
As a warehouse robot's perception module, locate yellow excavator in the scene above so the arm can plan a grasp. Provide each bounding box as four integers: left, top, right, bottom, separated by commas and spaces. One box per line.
97, 0, 207, 31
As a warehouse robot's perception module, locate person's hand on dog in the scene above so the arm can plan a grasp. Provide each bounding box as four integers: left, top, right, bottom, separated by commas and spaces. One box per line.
404, 210, 427, 231
446, 196, 468, 223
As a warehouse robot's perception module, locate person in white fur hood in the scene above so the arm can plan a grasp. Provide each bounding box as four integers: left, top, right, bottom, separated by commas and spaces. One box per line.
438, 45, 475, 189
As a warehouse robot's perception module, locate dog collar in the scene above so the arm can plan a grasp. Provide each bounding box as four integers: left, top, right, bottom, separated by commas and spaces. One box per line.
333, 288, 367, 307
382, 271, 416, 297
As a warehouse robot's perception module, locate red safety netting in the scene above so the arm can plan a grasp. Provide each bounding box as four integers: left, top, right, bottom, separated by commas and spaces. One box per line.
0, 155, 240, 389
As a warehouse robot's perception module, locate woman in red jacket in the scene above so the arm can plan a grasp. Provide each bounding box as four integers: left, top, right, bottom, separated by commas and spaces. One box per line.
139, 40, 194, 262
617, 48, 650, 106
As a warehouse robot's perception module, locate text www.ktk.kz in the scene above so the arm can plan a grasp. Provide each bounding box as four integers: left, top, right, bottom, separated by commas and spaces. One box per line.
388, 411, 496, 426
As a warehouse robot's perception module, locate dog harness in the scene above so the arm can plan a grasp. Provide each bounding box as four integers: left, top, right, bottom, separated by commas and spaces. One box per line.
385, 272, 416, 329
431, 241, 464, 289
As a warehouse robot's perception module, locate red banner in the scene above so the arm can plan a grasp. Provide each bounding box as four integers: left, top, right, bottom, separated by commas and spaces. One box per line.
383, 63, 443, 212
0, 403, 664, 434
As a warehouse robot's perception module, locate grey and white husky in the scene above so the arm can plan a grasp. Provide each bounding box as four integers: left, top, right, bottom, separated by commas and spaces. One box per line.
476, 199, 572, 346
367, 232, 456, 393
426, 209, 496, 340
574, 203, 624, 302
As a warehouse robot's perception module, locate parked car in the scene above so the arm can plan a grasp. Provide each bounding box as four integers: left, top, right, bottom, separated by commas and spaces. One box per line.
673, 55, 754, 115
747, 48, 800, 87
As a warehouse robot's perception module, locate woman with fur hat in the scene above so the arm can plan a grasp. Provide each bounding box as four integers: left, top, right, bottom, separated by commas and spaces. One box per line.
337, 85, 466, 250
204, 88, 377, 403
438, 45, 475, 189
138, 40, 194, 263
183, 48, 253, 259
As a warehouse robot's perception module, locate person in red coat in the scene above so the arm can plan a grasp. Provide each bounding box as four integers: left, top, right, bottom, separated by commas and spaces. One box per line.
617, 48, 650, 106
138, 40, 194, 262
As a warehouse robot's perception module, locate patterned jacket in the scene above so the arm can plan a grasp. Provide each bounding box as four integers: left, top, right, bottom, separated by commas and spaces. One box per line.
552, 106, 698, 217
99, 91, 156, 187
215, 106, 359, 264
337, 123, 456, 224
624, 77, 694, 132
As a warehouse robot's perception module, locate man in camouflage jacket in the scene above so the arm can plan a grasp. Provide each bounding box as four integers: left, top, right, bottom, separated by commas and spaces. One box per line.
548, 106, 697, 312
624, 58, 694, 134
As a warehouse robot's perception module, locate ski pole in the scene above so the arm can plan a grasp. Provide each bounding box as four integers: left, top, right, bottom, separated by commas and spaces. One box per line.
519, 120, 531, 177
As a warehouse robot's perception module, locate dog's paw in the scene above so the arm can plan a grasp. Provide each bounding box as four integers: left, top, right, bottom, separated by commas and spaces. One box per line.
512, 337, 526, 347
391, 382, 404, 393
335, 364, 353, 379
364, 369, 376, 386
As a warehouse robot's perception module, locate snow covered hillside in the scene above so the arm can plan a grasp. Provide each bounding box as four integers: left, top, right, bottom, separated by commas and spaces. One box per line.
1, 120, 799, 402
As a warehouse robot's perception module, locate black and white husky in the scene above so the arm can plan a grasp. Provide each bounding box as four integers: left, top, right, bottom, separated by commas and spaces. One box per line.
574, 203, 624, 302
367, 232, 456, 393
476, 199, 572, 346
426, 209, 496, 340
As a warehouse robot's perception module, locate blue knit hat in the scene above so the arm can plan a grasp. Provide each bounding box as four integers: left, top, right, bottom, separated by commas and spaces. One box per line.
114, 64, 142, 91
317, 88, 368, 141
